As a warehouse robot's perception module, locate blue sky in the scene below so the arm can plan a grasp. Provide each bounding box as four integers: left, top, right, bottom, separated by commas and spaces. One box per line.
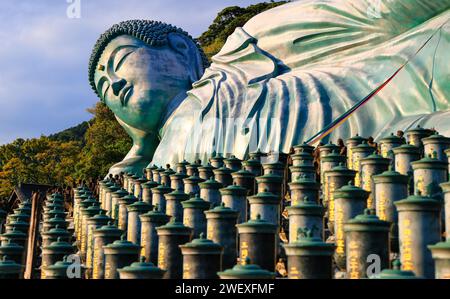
0, 0, 264, 145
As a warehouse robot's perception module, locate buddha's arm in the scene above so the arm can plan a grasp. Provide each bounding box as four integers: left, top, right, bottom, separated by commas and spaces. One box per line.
107, 116, 160, 175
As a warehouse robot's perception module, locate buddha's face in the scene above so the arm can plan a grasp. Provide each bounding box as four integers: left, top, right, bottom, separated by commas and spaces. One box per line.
94, 35, 192, 131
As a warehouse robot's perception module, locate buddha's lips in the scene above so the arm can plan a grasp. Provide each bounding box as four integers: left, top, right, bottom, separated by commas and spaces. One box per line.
120, 85, 133, 106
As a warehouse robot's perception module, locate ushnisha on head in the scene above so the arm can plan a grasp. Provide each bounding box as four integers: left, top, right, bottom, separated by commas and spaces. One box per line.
88, 20, 208, 131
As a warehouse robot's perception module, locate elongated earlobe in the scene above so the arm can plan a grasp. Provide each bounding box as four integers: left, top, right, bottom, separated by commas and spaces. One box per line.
168, 33, 204, 83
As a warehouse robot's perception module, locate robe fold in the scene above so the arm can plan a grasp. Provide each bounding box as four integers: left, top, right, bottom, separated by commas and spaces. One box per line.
151, 0, 450, 166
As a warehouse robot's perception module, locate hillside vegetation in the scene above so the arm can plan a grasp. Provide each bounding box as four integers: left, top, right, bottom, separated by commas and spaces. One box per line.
48, 121, 91, 144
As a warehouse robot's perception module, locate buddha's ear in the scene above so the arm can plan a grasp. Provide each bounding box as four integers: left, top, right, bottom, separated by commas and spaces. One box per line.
168, 33, 204, 83
168, 33, 190, 56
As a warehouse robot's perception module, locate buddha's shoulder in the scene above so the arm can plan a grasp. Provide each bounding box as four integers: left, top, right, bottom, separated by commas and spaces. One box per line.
242, 0, 342, 37
160, 94, 202, 134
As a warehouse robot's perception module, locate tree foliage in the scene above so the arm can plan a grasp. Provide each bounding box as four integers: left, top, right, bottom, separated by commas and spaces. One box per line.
0, 102, 131, 200
48, 121, 90, 144
0, 137, 81, 199
197, 1, 288, 60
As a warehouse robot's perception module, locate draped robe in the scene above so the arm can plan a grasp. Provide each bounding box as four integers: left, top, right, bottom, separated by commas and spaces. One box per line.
151, 0, 450, 166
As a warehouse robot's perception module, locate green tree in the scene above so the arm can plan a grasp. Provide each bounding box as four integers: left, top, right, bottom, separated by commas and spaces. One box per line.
0, 137, 82, 199
48, 121, 90, 144
0, 157, 28, 199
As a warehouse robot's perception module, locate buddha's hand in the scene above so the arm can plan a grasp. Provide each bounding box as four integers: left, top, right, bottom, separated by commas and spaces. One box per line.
107, 155, 149, 177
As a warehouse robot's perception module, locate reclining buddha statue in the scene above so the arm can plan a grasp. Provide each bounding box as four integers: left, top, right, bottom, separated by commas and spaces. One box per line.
88, 0, 450, 175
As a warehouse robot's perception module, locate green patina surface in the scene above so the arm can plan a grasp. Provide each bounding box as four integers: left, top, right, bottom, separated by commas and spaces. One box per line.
89, 1, 450, 175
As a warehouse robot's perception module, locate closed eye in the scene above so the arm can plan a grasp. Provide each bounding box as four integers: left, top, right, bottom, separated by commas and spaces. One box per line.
114, 48, 136, 72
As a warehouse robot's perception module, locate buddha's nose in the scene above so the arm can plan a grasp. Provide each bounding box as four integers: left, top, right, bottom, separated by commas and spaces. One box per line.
111, 78, 126, 96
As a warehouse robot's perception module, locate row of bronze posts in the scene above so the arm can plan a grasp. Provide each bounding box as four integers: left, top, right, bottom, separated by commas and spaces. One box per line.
86, 125, 450, 279
0, 198, 32, 278
1, 125, 449, 279
0, 192, 78, 278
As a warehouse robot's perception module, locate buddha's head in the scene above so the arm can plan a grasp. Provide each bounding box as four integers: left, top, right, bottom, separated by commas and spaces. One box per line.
88, 20, 208, 132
